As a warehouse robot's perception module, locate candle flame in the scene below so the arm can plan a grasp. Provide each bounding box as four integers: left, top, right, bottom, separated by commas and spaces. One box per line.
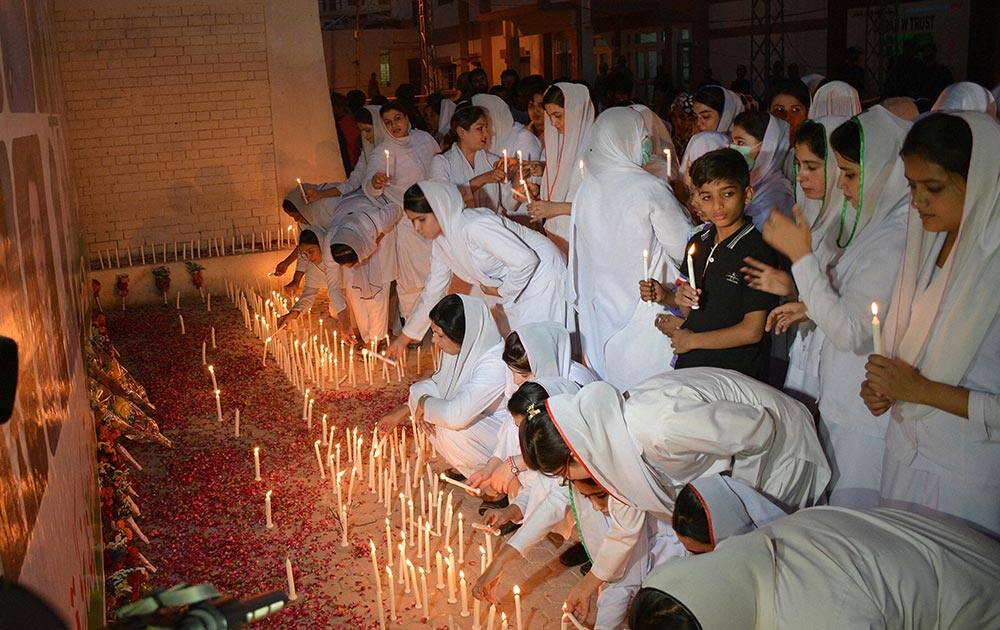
688, 243, 696, 256
266, 489, 272, 499
459, 569, 465, 578
254, 446, 259, 454
208, 364, 214, 372
214, 389, 220, 396
513, 584, 520, 595
642, 249, 648, 258
871, 302, 879, 316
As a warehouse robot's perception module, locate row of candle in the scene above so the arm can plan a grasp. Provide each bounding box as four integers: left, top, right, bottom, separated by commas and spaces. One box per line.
92, 228, 298, 270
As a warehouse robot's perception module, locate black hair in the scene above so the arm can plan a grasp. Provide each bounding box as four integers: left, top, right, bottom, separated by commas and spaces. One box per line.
426, 91, 445, 115
379, 100, 409, 120
689, 148, 751, 190
542, 85, 565, 108
488, 85, 507, 98
502, 331, 531, 374
507, 380, 549, 418
298, 229, 320, 246
518, 401, 574, 476
353, 107, 373, 125
518, 75, 548, 101
627, 588, 703, 630
900, 112, 973, 180
500, 68, 519, 82
371, 95, 389, 106
732, 110, 770, 143
330, 242, 359, 265
330, 91, 349, 112
429, 294, 465, 345
394, 83, 416, 103
671, 484, 711, 546
765, 79, 810, 110
346, 89, 366, 113
442, 105, 487, 151
469, 68, 488, 82
692, 85, 725, 115
794, 119, 827, 159
829, 119, 861, 164
403, 183, 433, 215
606, 67, 634, 97
281, 199, 301, 216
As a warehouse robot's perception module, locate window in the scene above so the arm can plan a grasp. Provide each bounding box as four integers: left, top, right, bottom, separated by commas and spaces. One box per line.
379, 49, 390, 86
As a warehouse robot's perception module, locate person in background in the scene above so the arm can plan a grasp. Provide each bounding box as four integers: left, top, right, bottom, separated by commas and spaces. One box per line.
519, 75, 549, 140
809, 80, 862, 119
691, 85, 745, 134
368, 71, 381, 98
346, 89, 367, 114
730, 111, 793, 228
394, 83, 431, 132
331, 92, 361, 174
731, 64, 752, 95
500, 68, 519, 107
424, 91, 457, 145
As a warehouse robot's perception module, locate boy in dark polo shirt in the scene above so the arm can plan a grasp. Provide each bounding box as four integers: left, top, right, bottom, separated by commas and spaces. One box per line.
640, 148, 778, 380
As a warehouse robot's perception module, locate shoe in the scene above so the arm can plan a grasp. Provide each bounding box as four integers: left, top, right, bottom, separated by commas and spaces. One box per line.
443, 468, 466, 483
478, 495, 509, 515
580, 561, 592, 575
498, 521, 521, 536
546, 533, 566, 549
559, 542, 589, 567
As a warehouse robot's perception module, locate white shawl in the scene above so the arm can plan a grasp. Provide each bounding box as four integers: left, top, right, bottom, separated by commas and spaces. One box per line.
680, 131, 730, 175
808, 81, 861, 119
542, 82, 595, 242
431, 143, 508, 212
437, 98, 457, 139
745, 114, 793, 227
284, 188, 340, 230
800, 73, 825, 95
883, 113, 1000, 424
473, 93, 543, 160
431, 294, 503, 400
688, 474, 787, 545
931, 81, 998, 116
793, 115, 848, 236
325, 192, 397, 300
631, 103, 679, 181
518, 322, 572, 378
715, 86, 746, 133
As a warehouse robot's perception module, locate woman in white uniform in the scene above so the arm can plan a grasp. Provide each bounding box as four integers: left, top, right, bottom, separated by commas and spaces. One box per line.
630, 507, 1000, 629
761, 107, 911, 508
730, 111, 794, 228
429, 105, 512, 213
381, 294, 505, 477
521, 367, 830, 619
363, 101, 440, 320
472, 93, 543, 162
691, 85, 745, 135
386, 180, 567, 356
275, 226, 353, 338
572, 107, 692, 389
931, 81, 997, 115
863, 112, 1000, 538
807, 80, 861, 119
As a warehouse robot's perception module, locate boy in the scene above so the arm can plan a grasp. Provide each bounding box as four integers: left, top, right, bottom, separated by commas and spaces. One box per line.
640, 148, 778, 380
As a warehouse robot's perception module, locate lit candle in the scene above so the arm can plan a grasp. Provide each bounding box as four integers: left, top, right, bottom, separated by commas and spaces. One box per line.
642, 248, 650, 281
384, 149, 391, 177
479, 545, 486, 575
296, 177, 307, 201
419, 566, 430, 613
210, 326, 216, 349
501, 612, 509, 630
562, 608, 587, 630
446, 556, 458, 604
460, 570, 470, 617
208, 364, 218, 390
386, 518, 395, 569
520, 178, 532, 204
486, 530, 494, 564
513, 585, 523, 630
686, 243, 699, 309
179, 314, 186, 335
214, 390, 223, 422
262, 336, 271, 367
502, 149, 509, 177
407, 560, 419, 606
439, 473, 482, 495
285, 556, 298, 600
253, 446, 261, 481
517, 150, 524, 183
314, 440, 325, 478
435, 551, 445, 590
871, 302, 882, 355
487, 604, 497, 630
321, 414, 329, 445
664, 147, 673, 178
265, 489, 274, 529
417, 515, 425, 559
369, 540, 386, 628
386, 566, 397, 621
202, 341, 207, 364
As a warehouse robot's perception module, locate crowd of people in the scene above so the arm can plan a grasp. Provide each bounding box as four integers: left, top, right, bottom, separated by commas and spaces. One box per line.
282, 66, 1000, 628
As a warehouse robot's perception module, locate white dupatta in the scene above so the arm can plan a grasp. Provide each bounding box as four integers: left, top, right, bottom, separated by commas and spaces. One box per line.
542, 82, 595, 242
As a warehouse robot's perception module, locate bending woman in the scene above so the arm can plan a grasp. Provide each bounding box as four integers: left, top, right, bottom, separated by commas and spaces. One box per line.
380, 294, 505, 477
386, 181, 567, 357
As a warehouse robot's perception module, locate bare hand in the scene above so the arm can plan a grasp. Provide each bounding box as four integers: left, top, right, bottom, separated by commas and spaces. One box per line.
674, 282, 700, 309
639, 278, 668, 304
654, 313, 684, 336
865, 354, 926, 404
765, 301, 809, 334
523, 160, 545, 177
467, 458, 502, 491
483, 504, 522, 528
526, 199, 562, 222
473, 169, 506, 187
860, 379, 894, 416
488, 461, 517, 495
273, 260, 290, 276
282, 279, 300, 297
479, 283, 501, 298
762, 204, 813, 262
513, 181, 541, 204
371, 172, 390, 190
564, 573, 602, 622
379, 404, 410, 429
276, 312, 299, 330
385, 335, 412, 361
472, 564, 503, 603
741, 256, 796, 297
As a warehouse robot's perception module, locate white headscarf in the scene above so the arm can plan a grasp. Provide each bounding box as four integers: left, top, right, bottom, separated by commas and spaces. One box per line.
283, 188, 339, 229
532, 375, 582, 398
473, 93, 514, 153
432, 294, 503, 399
545, 381, 674, 514
884, 113, 1000, 424
931, 81, 998, 117
415, 180, 488, 284
366, 104, 388, 146
793, 116, 849, 264
325, 193, 388, 299
438, 98, 457, 139
698, 86, 745, 133
745, 114, 793, 224
543, 82, 595, 204
687, 474, 787, 545
631, 103, 679, 180
680, 131, 729, 175
808, 81, 861, 119
515, 322, 573, 378
800, 73, 825, 96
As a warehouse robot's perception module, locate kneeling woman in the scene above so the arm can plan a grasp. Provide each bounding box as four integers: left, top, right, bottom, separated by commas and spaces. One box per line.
381, 294, 505, 478
276, 226, 353, 338
387, 180, 567, 357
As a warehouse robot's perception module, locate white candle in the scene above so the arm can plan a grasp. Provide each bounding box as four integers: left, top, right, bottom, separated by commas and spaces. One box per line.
458, 513, 465, 563
871, 302, 883, 355
502, 149, 509, 176
501, 612, 509, 630
285, 556, 298, 600
296, 177, 307, 201
265, 489, 274, 529
384, 149, 391, 177
562, 609, 587, 630
314, 440, 326, 478
642, 248, 650, 281
446, 557, 458, 604
665, 148, 673, 178
386, 566, 397, 621
340, 504, 349, 547
210, 326, 216, 348
479, 545, 487, 575
439, 473, 482, 495
176, 290, 180, 309
208, 365, 218, 390
179, 314, 186, 335
321, 414, 329, 445
579, 159, 585, 178
487, 604, 497, 630
419, 566, 430, 614
214, 390, 223, 422
407, 560, 419, 606
474, 596, 482, 630
514, 585, 523, 630
234, 408, 240, 438
460, 570, 471, 616
207, 293, 212, 311
435, 551, 445, 590
517, 150, 524, 183
386, 518, 394, 569
520, 178, 532, 204
686, 243, 700, 309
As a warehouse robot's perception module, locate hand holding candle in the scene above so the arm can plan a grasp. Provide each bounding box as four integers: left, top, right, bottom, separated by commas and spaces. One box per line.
871, 302, 882, 355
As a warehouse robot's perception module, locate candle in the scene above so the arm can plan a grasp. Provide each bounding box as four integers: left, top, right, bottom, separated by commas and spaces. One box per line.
262, 336, 271, 367
386, 566, 397, 621
265, 489, 274, 529
234, 408, 240, 438
502, 149, 509, 176
417, 515, 424, 559
253, 446, 261, 481
423, 521, 432, 573
438, 490, 447, 535
487, 604, 497, 630
208, 364, 218, 390
202, 341, 207, 364
579, 159, 585, 178
296, 177, 307, 201
384, 149, 391, 177
501, 612, 509, 630
321, 414, 329, 445
179, 314, 186, 335
562, 608, 587, 630
446, 556, 458, 604
285, 556, 298, 600
386, 518, 395, 569
686, 243, 699, 309
642, 248, 650, 281
517, 150, 524, 183
665, 147, 673, 178
513, 585, 523, 630
460, 570, 470, 617
210, 326, 216, 349
207, 293, 212, 311
314, 440, 325, 478
419, 566, 430, 613
479, 545, 486, 575
439, 473, 482, 495
214, 390, 223, 423
340, 505, 349, 547
435, 551, 445, 590
871, 302, 882, 355
474, 597, 482, 630
406, 560, 419, 605
458, 513, 465, 563
176, 290, 180, 309
520, 178, 532, 204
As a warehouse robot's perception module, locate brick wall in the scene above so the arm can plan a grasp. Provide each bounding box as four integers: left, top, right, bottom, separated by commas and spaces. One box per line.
54, 2, 281, 257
